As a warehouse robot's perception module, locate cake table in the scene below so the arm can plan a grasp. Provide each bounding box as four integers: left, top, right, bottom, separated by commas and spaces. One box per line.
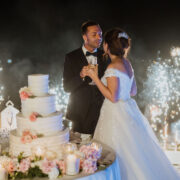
14, 141, 121, 180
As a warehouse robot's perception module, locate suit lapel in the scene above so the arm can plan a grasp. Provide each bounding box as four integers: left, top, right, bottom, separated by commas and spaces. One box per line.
78, 48, 88, 67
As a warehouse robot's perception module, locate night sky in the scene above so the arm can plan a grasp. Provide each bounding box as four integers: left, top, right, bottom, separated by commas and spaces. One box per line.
0, 0, 180, 110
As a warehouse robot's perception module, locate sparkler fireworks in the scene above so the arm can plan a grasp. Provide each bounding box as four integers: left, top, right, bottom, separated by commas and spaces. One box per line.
141, 47, 180, 142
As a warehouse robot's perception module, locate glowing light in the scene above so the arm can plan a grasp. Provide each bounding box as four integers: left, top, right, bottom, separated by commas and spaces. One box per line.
7, 59, 12, 63
49, 78, 69, 116
141, 47, 180, 142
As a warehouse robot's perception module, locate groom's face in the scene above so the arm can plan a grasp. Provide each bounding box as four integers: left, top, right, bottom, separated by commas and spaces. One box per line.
83, 25, 102, 49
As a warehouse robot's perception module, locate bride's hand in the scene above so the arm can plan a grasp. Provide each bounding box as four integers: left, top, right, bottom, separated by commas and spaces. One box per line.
87, 64, 98, 80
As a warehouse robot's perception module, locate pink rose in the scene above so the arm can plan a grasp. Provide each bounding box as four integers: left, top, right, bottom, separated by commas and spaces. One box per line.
32, 135, 37, 139
7, 161, 16, 173
41, 159, 56, 174
29, 112, 41, 122
19, 158, 31, 173
82, 159, 97, 174
24, 135, 32, 143
21, 136, 26, 144
20, 91, 29, 100
29, 113, 37, 122
21, 134, 32, 144
22, 130, 31, 136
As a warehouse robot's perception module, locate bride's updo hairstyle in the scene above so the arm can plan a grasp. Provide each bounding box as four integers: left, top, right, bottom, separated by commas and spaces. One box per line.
104, 28, 131, 58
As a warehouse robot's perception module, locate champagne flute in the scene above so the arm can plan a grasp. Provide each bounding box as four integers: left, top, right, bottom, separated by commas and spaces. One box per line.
88, 57, 97, 85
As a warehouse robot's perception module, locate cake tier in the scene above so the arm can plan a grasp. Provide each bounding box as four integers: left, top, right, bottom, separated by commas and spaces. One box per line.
28, 74, 49, 96
21, 94, 56, 117
16, 112, 63, 136
9, 128, 69, 157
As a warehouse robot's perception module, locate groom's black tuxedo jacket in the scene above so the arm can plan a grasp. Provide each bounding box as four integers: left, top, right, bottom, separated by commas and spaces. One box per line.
63, 47, 109, 134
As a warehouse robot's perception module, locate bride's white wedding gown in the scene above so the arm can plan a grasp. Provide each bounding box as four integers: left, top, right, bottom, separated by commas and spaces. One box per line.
94, 68, 180, 180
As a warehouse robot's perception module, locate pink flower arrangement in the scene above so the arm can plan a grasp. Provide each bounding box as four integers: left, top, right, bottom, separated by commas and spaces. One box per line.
56, 160, 66, 175
40, 159, 56, 174
82, 159, 97, 174
19, 87, 34, 100
21, 130, 37, 144
7, 159, 18, 173
79, 145, 101, 161
29, 112, 41, 122
79, 143, 102, 173
19, 158, 31, 173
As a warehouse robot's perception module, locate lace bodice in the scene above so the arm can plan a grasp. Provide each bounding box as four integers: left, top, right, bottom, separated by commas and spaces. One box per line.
101, 68, 134, 101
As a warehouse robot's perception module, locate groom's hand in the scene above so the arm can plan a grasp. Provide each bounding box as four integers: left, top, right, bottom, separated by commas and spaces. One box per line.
80, 66, 88, 78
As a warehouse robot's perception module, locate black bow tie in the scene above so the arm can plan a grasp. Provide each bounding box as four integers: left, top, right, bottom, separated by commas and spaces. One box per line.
86, 51, 97, 57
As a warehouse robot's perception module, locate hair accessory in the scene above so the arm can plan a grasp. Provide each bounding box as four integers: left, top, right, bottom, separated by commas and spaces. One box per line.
118, 32, 129, 39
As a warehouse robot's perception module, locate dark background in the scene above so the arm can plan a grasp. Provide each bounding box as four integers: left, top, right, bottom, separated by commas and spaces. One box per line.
0, 0, 180, 111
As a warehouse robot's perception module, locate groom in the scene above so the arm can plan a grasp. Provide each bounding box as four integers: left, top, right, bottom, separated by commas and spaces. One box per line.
63, 20, 109, 135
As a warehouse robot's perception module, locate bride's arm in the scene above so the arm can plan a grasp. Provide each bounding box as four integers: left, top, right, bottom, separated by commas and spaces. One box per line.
87, 68, 120, 103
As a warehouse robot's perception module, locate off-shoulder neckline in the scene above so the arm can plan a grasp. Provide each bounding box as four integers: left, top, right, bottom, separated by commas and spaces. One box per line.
106, 68, 134, 80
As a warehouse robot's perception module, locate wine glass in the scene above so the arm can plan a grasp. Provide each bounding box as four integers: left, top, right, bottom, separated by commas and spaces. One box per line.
88, 57, 97, 85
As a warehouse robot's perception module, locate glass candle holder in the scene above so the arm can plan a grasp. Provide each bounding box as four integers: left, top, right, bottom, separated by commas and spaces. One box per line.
62, 143, 77, 154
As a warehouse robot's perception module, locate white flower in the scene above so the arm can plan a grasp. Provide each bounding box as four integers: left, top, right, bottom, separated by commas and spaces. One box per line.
0, 156, 11, 167
48, 167, 59, 180
19, 86, 30, 94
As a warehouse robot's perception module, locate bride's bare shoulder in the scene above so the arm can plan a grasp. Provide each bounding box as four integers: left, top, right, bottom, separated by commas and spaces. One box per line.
107, 62, 124, 71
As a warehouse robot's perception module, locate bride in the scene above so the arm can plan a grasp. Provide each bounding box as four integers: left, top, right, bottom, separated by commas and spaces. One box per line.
86, 28, 180, 180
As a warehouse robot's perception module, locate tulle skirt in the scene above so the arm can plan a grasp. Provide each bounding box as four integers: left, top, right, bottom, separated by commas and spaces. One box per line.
94, 98, 180, 180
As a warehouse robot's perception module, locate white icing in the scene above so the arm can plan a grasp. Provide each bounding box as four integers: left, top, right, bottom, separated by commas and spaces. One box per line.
21, 94, 56, 117
10, 74, 70, 158
16, 112, 63, 136
28, 74, 49, 96
9, 128, 69, 157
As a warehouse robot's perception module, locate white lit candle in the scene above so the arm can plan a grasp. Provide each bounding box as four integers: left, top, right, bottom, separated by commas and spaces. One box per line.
65, 153, 80, 175
0, 164, 8, 180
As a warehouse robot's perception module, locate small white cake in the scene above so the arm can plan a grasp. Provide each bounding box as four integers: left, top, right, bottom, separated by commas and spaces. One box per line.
28, 74, 49, 96
9, 74, 69, 157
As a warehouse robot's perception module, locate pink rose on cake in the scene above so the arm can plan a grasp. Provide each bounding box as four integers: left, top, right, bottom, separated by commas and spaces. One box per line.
19, 87, 34, 100
21, 130, 38, 144
29, 112, 42, 122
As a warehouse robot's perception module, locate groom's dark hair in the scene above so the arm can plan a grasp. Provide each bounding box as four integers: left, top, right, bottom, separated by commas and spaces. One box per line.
81, 20, 99, 35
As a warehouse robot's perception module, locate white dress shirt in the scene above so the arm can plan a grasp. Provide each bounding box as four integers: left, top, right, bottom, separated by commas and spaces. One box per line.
82, 45, 97, 65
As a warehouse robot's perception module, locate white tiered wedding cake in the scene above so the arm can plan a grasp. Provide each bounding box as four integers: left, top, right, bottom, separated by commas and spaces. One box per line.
9, 74, 69, 157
